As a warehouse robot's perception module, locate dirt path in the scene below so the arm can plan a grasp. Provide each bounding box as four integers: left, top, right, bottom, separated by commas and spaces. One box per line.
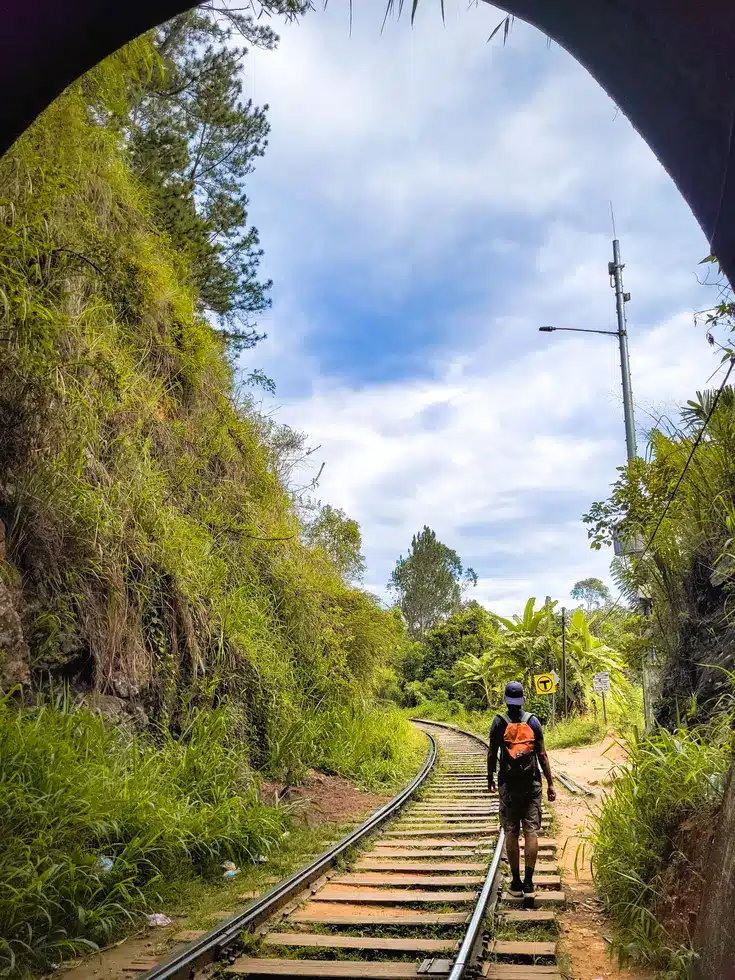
549, 737, 651, 980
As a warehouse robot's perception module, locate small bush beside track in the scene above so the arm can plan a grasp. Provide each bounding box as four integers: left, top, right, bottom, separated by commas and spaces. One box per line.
588, 720, 733, 979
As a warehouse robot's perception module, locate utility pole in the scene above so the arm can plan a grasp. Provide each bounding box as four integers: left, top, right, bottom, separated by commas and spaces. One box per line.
561, 606, 567, 718
539, 237, 638, 463
609, 239, 637, 461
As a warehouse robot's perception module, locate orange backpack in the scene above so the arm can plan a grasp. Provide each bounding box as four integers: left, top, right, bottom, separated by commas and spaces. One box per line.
500, 711, 537, 783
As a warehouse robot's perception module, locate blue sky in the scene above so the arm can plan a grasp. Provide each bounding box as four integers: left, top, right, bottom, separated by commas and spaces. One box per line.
238, 0, 725, 614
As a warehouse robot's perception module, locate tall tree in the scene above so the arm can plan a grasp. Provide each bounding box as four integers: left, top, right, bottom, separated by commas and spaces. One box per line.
305, 504, 366, 583
126, 3, 304, 351
571, 577, 611, 614
388, 527, 477, 639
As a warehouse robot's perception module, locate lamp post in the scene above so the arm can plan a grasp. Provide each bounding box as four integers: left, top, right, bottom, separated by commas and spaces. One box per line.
539, 239, 637, 463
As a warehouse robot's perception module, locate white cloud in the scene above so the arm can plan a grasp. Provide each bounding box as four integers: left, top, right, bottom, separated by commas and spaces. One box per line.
236, 1, 719, 616
274, 311, 718, 614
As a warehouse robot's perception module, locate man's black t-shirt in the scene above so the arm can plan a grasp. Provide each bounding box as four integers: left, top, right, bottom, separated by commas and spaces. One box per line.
487, 711, 545, 787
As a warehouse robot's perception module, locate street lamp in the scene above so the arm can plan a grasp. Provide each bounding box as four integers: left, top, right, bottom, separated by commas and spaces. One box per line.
539, 239, 637, 463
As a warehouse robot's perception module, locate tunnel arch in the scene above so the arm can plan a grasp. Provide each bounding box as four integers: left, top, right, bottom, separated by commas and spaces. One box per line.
1, 3, 734, 979
1, 1, 734, 281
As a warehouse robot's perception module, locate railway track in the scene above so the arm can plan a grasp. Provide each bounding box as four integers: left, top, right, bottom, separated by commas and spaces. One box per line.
138, 722, 566, 980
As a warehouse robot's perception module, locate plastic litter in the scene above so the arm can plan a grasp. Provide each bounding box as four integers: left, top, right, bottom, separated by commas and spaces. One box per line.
146, 913, 173, 928
255, 855, 268, 864
96, 855, 114, 872
222, 860, 241, 879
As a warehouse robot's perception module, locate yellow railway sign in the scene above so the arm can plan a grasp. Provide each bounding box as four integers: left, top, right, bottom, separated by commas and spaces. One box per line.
534, 672, 557, 695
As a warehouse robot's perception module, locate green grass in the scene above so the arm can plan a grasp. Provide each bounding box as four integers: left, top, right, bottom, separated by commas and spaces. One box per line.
0, 694, 289, 974
290, 703, 428, 793
0, 694, 427, 976
544, 715, 606, 749
587, 721, 733, 979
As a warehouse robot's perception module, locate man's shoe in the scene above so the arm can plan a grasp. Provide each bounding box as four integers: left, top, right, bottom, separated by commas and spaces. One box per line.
508, 878, 524, 898
523, 876, 536, 897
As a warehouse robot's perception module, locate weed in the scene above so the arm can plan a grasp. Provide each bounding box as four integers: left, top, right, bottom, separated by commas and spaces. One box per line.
0, 693, 286, 973
271, 703, 427, 793
587, 720, 732, 978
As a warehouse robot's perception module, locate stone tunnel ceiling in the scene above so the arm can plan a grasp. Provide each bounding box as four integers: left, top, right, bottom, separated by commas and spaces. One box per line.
0, 0, 734, 281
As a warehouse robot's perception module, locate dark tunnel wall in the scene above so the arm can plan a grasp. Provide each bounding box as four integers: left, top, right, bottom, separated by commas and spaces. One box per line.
0, 2, 735, 975
1, 1, 734, 279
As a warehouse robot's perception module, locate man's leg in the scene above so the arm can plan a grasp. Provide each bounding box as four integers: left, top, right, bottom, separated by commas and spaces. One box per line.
523, 832, 538, 876
522, 784, 543, 895
505, 833, 521, 880
499, 786, 523, 895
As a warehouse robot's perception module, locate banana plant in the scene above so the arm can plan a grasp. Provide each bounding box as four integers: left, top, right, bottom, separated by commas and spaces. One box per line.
454, 648, 518, 705
491, 597, 559, 689
561, 608, 625, 686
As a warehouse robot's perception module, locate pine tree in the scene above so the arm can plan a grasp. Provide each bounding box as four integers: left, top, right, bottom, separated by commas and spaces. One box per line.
388, 527, 477, 639
126, 3, 304, 351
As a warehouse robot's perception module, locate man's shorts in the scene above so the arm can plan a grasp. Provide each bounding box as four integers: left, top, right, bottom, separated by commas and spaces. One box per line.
498, 782, 543, 837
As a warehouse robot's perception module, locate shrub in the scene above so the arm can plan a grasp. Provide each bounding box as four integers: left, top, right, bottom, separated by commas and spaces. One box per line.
544, 714, 605, 749
588, 722, 733, 978
269, 701, 427, 792
0, 693, 288, 973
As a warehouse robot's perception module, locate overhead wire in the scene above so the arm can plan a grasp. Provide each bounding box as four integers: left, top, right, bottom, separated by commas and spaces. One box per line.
592, 355, 735, 626
636, 356, 735, 562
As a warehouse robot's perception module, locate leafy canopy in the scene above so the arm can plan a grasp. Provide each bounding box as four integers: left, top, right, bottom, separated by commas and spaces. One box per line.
126, 7, 293, 351
570, 577, 611, 613
388, 526, 477, 639
304, 504, 366, 583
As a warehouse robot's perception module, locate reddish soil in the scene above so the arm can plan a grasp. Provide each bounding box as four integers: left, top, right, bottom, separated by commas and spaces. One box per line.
259, 769, 390, 824
549, 737, 652, 980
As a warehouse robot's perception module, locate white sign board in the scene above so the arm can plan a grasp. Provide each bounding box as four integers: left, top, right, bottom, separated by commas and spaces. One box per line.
593, 672, 610, 694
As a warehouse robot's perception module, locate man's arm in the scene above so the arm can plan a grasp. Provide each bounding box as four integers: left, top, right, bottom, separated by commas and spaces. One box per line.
532, 718, 556, 801
538, 749, 556, 801
487, 718, 499, 792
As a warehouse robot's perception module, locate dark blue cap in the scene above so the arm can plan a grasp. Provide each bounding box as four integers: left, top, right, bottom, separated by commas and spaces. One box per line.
504, 681, 524, 706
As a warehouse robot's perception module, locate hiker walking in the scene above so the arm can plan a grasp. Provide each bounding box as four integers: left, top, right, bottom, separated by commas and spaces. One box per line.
487, 680, 556, 897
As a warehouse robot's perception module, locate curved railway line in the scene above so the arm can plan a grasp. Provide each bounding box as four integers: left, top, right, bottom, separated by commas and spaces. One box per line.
137, 722, 566, 980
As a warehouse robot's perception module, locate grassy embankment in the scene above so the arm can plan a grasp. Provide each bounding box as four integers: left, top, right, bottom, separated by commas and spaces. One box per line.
0, 29, 431, 978
0, 695, 426, 976
588, 718, 733, 979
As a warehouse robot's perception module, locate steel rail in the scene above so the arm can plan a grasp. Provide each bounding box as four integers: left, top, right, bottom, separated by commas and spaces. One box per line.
555, 770, 582, 795
410, 717, 490, 753
414, 720, 505, 980
448, 830, 505, 980
556, 768, 595, 797
138, 731, 438, 980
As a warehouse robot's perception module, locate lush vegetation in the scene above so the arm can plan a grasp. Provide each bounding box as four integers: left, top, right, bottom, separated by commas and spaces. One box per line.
0, 11, 406, 748
0, 696, 287, 972
0, 9, 428, 972
580, 295, 735, 976
0, 692, 423, 973
589, 716, 733, 978
391, 561, 641, 729
583, 373, 735, 725
388, 526, 477, 639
